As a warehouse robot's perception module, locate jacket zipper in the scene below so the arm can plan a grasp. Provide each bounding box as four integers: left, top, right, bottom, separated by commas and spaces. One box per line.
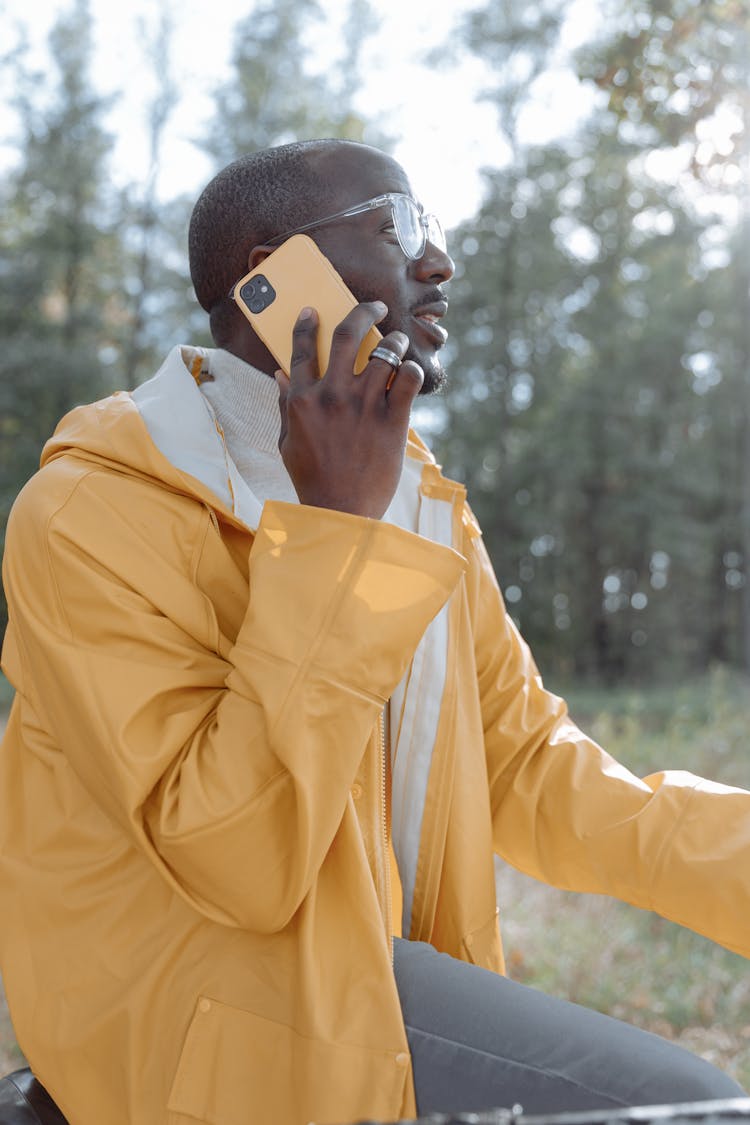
378, 707, 394, 965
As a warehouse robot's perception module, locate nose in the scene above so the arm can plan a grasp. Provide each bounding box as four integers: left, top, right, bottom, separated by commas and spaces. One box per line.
412, 239, 455, 283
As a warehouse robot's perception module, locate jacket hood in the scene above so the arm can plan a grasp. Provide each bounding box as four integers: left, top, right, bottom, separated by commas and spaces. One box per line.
41, 344, 441, 533
41, 346, 228, 502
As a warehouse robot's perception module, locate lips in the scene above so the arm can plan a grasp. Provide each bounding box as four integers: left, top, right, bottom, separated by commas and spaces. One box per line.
412, 300, 449, 347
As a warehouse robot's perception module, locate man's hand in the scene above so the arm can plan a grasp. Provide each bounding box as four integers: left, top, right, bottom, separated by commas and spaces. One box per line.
274, 302, 424, 519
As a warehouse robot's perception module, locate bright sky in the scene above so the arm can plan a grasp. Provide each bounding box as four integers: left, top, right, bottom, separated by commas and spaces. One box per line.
1, 0, 602, 230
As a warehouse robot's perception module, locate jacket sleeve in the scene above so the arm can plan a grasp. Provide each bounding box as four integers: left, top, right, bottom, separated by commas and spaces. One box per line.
466, 526, 750, 960
2, 468, 466, 932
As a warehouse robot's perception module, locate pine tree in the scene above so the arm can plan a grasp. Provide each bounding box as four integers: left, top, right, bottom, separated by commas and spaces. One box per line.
0, 0, 118, 634
432, 0, 748, 682
578, 0, 750, 671
198, 0, 381, 167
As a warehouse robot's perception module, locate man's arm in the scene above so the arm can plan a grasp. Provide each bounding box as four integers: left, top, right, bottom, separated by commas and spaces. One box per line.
3, 467, 464, 933
466, 525, 750, 959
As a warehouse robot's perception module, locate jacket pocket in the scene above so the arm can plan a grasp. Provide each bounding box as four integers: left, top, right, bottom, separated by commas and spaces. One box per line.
462, 909, 503, 974
167, 995, 411, 1125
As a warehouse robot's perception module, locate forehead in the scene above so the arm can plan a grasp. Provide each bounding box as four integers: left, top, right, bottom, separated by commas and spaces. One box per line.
316, 146, 414, 209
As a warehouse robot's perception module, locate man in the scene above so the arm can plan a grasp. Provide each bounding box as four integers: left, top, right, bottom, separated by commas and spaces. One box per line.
0, 138, 748, 1125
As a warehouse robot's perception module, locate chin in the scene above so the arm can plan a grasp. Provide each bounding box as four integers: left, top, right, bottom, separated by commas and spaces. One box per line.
419, 367, 447, 396
411, 350, 447, 396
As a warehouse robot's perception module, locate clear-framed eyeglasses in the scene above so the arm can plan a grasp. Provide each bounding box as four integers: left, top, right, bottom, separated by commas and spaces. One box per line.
266, 192, 446, 262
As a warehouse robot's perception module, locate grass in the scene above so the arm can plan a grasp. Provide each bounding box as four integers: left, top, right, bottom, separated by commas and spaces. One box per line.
0, 675, 19, 1074
0, 673, 12, 714
0, 990, 24, 1075
1, 667, 749, 1087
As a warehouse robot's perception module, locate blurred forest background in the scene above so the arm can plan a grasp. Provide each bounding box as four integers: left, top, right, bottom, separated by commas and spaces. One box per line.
1, 0, 750, 1091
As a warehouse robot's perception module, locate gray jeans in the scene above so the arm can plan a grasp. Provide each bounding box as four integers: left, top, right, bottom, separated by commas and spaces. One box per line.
393, 939, 745, 1117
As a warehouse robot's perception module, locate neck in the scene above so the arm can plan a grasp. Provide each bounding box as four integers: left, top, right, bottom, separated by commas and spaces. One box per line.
216, 329, 277, 375
211, 303, 278, 375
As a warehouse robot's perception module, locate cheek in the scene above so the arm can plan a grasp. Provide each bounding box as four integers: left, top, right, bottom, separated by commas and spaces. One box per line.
348, 275, 408, 335
319, 242, 411, 336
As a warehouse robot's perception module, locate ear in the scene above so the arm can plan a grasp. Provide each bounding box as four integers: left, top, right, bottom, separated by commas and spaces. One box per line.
247, 244, 276, 270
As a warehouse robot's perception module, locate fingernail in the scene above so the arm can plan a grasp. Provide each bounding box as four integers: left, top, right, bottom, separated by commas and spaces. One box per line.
299, 306, 313, 319
373, 301, 387, 314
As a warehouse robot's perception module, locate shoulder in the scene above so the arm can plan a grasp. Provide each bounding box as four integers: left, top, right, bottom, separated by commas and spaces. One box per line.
5, 454, 211, 586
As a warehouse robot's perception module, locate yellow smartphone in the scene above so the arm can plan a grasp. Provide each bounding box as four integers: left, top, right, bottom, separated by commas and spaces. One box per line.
230, 234, 382, 376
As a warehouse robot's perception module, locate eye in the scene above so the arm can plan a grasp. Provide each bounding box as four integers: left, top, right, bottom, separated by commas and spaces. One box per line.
378, 220, 400, 243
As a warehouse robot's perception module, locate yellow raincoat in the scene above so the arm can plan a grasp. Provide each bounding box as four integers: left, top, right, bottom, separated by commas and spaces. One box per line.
1, 346, 748, 1125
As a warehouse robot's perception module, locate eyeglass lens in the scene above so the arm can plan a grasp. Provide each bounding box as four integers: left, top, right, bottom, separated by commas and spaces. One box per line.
393, 195, 446, 259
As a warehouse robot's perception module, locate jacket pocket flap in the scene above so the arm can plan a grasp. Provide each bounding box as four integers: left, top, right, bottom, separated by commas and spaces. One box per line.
168, 995, 411, 1125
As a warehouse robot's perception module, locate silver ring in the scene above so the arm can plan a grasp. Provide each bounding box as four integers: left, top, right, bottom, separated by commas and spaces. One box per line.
369, 345, 402, 369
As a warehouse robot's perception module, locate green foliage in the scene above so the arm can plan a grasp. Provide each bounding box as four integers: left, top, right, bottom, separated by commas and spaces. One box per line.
0, 673, 12, 713
0, 0, 748, 678
437, 130, 725, 680
0, 0, 121, 633
198, 0, 387, 166
430, 0, 749, 681
112, 10, 207, 387
452, 0, 564, 147
577, 0, 749, 171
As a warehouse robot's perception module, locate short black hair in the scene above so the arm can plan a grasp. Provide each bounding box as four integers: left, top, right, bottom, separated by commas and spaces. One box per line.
188, 139, 348, 320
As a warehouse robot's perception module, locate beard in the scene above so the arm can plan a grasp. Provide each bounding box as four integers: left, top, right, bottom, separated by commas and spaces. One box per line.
377, 310, 448, 397
411, 350, 447, 396
347, 275, 449, 397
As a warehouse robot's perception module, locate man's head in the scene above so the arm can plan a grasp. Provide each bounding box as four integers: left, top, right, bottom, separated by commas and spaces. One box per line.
188, 139, 454, 393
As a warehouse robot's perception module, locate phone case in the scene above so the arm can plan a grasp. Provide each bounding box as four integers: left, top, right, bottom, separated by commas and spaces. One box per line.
231, 234, 382, 376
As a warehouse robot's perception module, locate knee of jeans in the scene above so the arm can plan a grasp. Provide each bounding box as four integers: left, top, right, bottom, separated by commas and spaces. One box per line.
660, 1062, 746, 1104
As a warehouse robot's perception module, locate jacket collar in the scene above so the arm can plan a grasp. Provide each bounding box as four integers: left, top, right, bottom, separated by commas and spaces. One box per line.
131, 346, 265, 528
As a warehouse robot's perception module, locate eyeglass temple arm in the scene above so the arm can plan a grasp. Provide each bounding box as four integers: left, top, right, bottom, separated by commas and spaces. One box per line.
267, 196, 392, 245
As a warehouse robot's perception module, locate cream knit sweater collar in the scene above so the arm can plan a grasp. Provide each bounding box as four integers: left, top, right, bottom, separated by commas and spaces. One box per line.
198, 348, 298, 506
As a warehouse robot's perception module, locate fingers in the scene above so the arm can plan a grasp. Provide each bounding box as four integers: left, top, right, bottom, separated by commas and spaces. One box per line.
324, 301, 388, 388
273, 369, 289, 443
289, 307, 321, 387
362, 330, 409, 400
289, 299, 422, 411
290, 301, 388, 389
386, 359, 424, 410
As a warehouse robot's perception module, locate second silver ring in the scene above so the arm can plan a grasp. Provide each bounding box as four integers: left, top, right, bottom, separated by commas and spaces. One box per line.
369, 345, 402, 370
